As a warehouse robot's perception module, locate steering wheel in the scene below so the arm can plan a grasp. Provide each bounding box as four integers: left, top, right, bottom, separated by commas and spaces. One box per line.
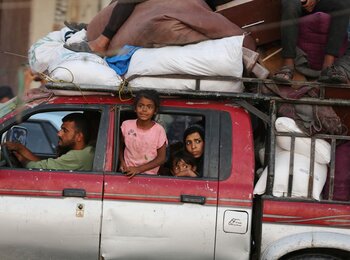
1, 144, 13, 168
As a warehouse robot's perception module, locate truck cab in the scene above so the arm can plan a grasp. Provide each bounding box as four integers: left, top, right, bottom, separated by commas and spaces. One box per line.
0, 81, 349, 259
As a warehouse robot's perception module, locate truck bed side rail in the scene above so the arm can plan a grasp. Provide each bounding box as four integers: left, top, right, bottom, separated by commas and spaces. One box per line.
266, 100, 350, 203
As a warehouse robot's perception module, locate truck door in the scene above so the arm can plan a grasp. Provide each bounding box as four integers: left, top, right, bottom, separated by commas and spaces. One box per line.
213, 107, 255, 259
0, 107, 108, 260
0, 170, 103, 260
100, 108, 221, 259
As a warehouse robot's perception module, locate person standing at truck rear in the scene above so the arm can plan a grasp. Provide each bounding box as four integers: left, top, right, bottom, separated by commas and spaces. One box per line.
119, 89, 168, 178
183, 124, 205, 177
5, 113, 94, 171
273, 0, 349, 84
64, 0, 232, 55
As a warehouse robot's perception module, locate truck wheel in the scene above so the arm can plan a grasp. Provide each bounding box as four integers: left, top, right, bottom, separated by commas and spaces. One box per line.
283, 253, 343, 260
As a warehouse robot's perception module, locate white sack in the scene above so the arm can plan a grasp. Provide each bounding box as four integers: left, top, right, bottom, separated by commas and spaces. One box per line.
48, 55, 122, 86
254, 151, 327, 200
125, 36, 244, 92
275, 117, 331, 164
28, 28, 71, 73
29, 27, 121, 86
258, 146, 283, 166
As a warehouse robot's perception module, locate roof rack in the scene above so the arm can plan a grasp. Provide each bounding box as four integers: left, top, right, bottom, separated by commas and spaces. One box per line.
45, 74, 350, 106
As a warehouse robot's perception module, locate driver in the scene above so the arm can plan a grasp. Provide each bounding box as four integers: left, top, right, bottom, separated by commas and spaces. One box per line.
5, 113, 95, 171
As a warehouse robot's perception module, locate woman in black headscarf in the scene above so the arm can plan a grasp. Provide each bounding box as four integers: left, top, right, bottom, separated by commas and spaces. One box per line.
183, 124, 205, 177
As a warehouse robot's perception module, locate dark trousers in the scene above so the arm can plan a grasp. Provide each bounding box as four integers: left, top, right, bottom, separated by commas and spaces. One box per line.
281, 0, 350, 59
102, 0, 144, 40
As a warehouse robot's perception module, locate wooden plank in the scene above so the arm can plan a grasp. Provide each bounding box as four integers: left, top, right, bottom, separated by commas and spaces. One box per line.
217, 0, 281, 46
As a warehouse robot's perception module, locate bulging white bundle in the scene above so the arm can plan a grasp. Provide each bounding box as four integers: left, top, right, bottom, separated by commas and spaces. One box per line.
125, 36, 245, 92
254, 151, 327, 200
254, 117, 330, 200
275, 117, 331, 164
28, 27, 121, 86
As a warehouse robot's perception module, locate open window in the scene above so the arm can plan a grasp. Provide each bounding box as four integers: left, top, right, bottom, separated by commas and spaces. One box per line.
115, 106, 232, 179
0, 109, 102, 171
116, 108, 203, 175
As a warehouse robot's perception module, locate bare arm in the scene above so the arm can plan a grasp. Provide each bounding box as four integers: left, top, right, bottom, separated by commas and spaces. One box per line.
5, 142, 40, 165
118, 135, 127, 172
125, 142, 167, 178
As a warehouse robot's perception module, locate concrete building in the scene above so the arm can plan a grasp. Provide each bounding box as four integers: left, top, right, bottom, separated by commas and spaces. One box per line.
0, 0, 110, 94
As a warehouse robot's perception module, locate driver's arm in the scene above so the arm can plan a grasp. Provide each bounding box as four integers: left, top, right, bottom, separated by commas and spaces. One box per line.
4, 141, 40, 165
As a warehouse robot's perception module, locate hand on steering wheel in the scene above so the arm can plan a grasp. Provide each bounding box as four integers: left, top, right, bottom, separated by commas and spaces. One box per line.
1, 144, 14, 168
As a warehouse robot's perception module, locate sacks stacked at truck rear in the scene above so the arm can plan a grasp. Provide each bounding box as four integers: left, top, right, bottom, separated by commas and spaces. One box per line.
28, 28, 122, 86
254, 117, 331, 200
87, 0, 255, 92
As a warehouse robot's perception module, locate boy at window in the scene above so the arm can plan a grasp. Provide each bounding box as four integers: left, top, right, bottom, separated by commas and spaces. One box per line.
171, 150, 198, 178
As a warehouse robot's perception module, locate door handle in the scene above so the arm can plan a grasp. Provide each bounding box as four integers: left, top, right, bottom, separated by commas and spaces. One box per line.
180, 194, 206, 205
63, 188, 86, 198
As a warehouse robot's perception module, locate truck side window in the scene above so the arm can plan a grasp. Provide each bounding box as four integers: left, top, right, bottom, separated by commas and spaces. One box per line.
157, 113, 204, 177
0, 110, 101, 172
117, 110, 204, 177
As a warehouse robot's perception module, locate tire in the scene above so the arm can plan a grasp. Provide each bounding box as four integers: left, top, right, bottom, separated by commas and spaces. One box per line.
283, 253, 344, 260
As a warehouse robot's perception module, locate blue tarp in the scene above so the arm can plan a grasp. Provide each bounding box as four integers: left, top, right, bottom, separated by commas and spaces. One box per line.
106, 45, 141, 76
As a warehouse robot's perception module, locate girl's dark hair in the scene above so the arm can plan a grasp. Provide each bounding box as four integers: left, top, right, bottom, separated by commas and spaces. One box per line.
183, 124, 205, 144
171, 149, 197, 168
133, 89, 160, 112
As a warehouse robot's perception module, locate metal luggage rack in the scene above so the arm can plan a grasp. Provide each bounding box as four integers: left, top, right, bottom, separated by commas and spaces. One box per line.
45, 74, 350, 127
46, 74, 350, 106
46, 74, 350, 126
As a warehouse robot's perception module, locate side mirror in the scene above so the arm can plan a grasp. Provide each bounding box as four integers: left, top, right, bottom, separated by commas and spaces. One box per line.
6, 126, 28, 146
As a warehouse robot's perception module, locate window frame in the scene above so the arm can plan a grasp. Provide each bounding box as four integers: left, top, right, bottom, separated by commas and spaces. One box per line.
0, 104, 109, 172
114, 105, 231, 180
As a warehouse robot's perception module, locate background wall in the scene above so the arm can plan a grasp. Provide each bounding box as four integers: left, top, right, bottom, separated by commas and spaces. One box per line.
0, 0, 109, 94
30, 0, 111, 46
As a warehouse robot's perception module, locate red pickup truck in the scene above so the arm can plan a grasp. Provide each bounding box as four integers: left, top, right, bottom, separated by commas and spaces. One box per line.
0, 81, 349, 260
